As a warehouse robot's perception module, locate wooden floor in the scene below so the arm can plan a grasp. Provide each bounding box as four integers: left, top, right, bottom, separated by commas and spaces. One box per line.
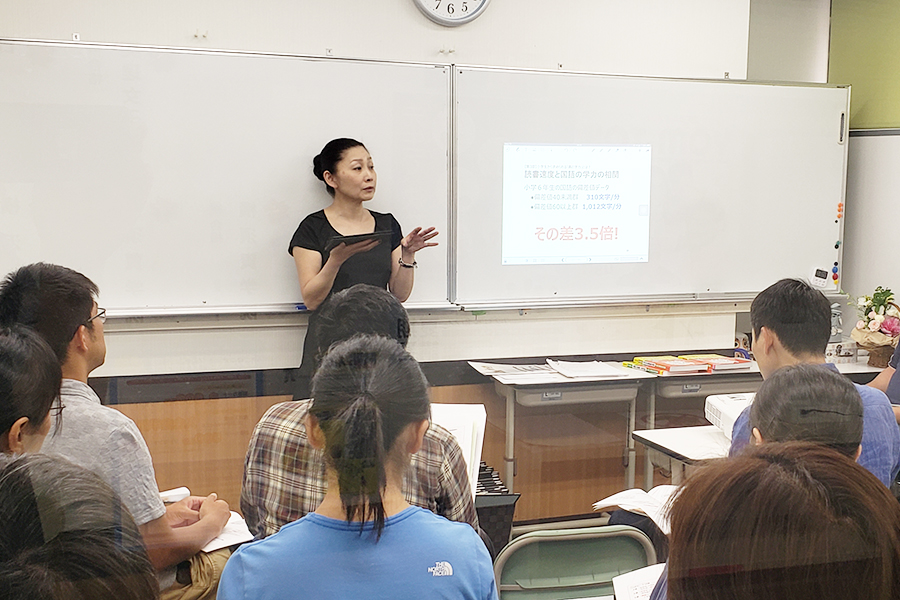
116, 383, 703, 522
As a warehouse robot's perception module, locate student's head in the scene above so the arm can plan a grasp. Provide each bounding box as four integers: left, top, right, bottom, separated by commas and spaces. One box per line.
668, 442, 900, 600
749, 363, 863, 458
0, 263, 103, 369
750, 278, 831, 377
312, 138, 368, 197
314, 284, 410, 369
0, 453, 158, 600
308, 335, 430, 537
0, 327, 62, 454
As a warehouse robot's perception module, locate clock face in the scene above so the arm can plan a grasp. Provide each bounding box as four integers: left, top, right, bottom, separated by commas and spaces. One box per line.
413, 0, 491, 26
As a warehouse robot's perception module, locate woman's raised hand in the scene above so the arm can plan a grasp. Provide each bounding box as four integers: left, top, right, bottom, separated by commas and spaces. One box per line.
401, 227, 439, 254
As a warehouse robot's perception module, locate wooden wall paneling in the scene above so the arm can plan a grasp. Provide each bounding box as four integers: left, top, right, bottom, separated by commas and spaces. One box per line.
115, 395, 291, 511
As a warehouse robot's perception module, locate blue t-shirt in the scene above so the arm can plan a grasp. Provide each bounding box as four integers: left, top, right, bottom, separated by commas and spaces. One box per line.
729, 364, 900, 487
219, 506, 498, 600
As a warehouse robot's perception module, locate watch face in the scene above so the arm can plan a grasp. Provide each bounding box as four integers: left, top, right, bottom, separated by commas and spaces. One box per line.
413, 0, 491, 26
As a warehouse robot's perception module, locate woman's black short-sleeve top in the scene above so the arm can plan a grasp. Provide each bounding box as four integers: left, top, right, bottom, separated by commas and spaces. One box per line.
288, 209, 403, 297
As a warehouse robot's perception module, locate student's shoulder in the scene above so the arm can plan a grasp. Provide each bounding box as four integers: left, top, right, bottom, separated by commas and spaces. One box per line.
251, 400, 312, 445
405, 506, 476, 536
61, 392, 140, 431
856, 382, 894, 408
259, 399, 312, 424
423, 421, 457, 447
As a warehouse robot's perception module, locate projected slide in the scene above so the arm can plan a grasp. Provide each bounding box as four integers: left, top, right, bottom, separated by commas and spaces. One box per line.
502, 143, 651, 265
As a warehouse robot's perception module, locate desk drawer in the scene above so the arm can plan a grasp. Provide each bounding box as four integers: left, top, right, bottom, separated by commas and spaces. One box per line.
655, 374, 762, 399
513, 383, 639, 407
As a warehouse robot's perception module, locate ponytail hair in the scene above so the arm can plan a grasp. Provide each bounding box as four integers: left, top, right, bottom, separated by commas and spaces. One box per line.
310, 335, 429, 538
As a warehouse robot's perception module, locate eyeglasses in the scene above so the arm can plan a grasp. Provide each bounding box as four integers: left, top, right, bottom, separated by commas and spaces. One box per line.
87, 308, 107, 325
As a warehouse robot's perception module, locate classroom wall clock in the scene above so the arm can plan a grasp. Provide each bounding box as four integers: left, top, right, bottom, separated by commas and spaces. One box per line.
412, 0, 491, 26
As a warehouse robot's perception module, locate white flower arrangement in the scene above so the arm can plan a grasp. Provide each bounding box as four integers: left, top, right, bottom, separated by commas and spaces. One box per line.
853, 286, 900, 337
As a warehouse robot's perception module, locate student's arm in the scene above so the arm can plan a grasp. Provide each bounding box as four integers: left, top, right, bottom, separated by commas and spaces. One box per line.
867, 361, 900, 424
867, 365, 895, 394
139, 493, 230, 571
437, 432, 479, 529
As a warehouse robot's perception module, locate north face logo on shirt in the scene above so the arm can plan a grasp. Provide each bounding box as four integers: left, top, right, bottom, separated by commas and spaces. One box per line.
428, 561, 454, 577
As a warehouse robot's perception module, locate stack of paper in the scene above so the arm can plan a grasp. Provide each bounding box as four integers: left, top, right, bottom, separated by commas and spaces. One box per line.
612, 563, 666, 600
468, 360, 632, 384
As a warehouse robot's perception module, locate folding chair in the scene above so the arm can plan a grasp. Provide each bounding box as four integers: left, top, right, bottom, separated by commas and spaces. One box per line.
493, 525, 657, 599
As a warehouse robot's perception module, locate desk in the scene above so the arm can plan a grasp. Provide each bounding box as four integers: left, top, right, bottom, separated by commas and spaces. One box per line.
646, 365, 763, 486
644, 358, 881, 490
632, 425, 729, 484
490, 365, 656, 492
636, 359, 883, 486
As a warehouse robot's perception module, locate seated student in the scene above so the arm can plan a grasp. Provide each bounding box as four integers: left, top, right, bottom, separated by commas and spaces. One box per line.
0, 326, 61, 454
0, 453, 159, 600
748, 362, 863, 457
0, 263, 230, 599
221, 335, 497, 600
648, 362, 867, 600
667, 443, 900, 600
241, 284, 478, 539
731, 278, 900, 486
866, 342, 900, 424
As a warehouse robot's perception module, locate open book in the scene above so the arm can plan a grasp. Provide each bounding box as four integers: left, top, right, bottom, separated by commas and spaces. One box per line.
430, 404, 487, 501
592, 485, 679, 535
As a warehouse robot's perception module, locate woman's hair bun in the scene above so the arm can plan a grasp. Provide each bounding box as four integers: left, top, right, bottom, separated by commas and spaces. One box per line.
312, 153, 327, 181
312, 138, 365, 196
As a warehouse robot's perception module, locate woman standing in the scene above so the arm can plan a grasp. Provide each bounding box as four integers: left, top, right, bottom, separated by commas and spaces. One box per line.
289, 138, 438, 395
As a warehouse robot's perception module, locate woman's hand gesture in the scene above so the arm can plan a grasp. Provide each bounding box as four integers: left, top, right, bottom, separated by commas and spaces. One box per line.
401, 227, 439, 254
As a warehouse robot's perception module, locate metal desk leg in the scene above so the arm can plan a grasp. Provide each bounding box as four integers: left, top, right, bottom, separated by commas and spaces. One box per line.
644, 384, 656, 490
625, 395, 636, 489
503, 386, 516, 493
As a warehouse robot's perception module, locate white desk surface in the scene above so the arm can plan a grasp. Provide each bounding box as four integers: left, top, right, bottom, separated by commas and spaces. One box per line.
833, 358, 883, 375
632, 425, 730, 464
480, 361, 656, 387
476, 357, 878, 387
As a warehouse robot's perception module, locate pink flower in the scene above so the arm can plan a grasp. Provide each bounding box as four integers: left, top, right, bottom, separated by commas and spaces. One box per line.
881, 316, 900, 336
869, 319, 883, 332
857, 320, 867, 330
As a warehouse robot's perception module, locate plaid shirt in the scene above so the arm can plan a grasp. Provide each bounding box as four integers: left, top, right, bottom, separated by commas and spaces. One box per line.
241, 400, 479, 539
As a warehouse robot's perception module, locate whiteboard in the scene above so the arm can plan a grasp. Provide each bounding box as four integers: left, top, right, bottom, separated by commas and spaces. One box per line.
0, 41, 450, 312
452, 66, 849, 306
842, 131, 900, 299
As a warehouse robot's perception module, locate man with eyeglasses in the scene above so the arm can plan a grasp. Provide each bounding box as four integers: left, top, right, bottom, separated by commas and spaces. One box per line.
0, 263, 231, 600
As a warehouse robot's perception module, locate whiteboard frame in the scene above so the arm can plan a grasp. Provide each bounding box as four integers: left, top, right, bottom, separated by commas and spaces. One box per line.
450, 64, 850, 309
0, 38, 455, 315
